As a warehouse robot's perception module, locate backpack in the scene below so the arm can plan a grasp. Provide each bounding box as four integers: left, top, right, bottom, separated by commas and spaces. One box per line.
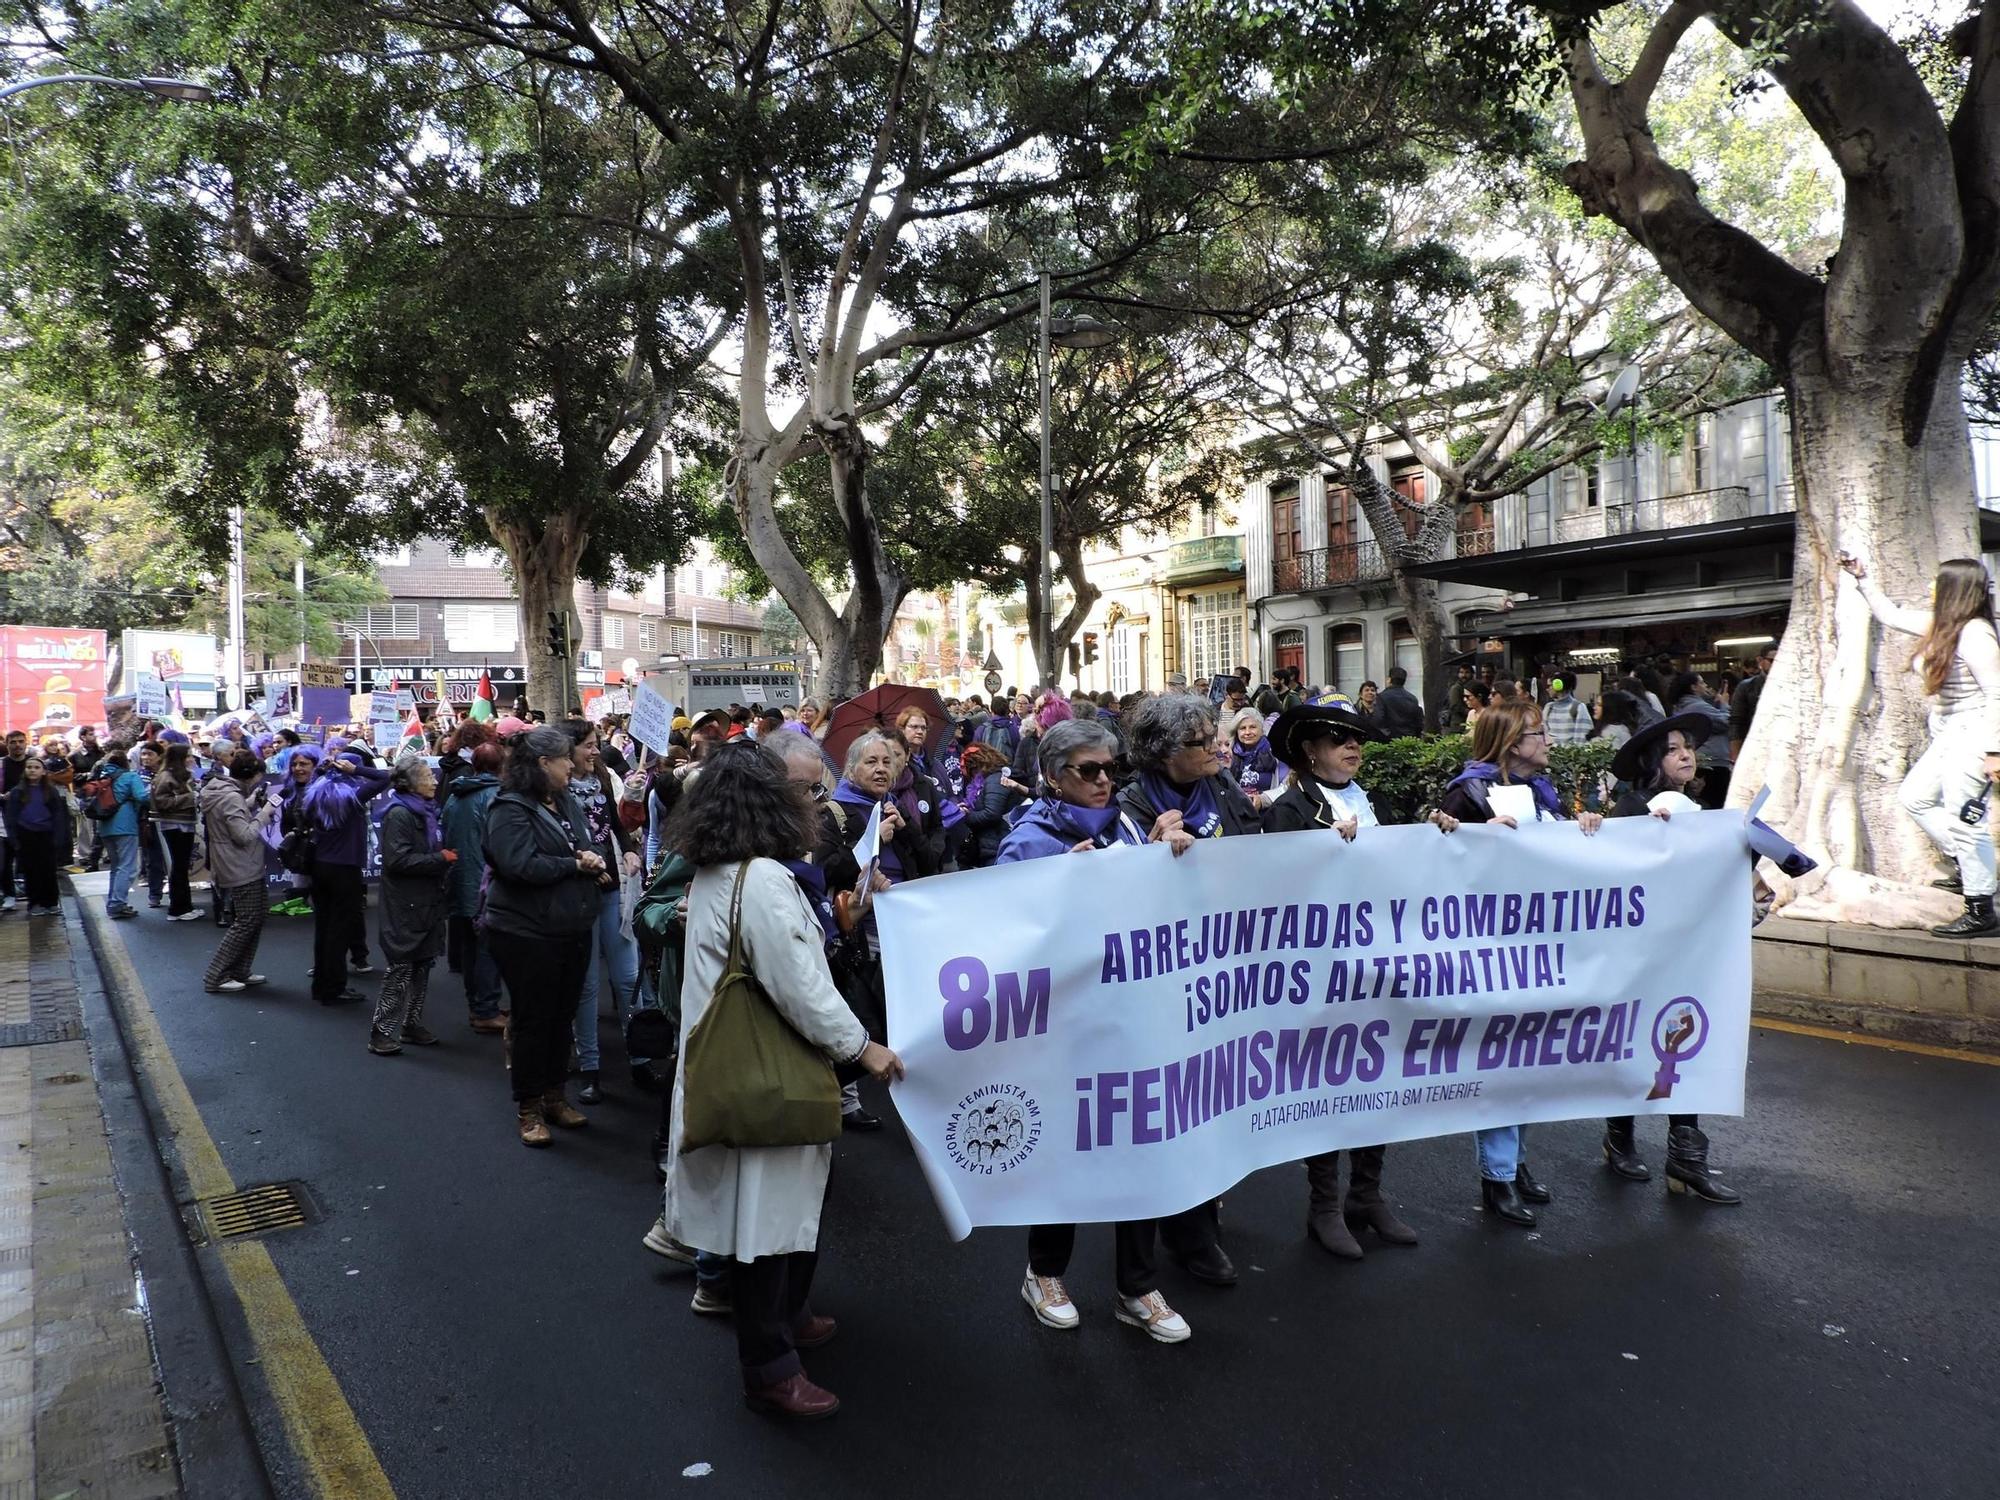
81, 773, 119, 821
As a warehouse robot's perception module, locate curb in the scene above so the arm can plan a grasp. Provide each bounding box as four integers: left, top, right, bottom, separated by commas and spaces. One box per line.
1753, 989, 2000, 1054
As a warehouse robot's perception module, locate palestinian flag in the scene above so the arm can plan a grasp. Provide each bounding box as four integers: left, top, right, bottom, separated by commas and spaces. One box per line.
468, 669, 495, 723
399, 705, 426, 754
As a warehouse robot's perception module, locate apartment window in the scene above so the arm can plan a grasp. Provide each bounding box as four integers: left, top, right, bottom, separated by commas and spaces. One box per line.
448, 548, 506, 569
1558, 464, 1599, 515
1109, 627, 1134, 695
715, 630, 754, 658
1738, 403, 1769, 510
1327, 623, 1364, 692
1663, 417, 1710, 494
692, 569, 707, 597
1185, 588, 1244, 682
442, 605, 519, 652
669, 624, 696, 655
603, 617, 626, 650
342, 605, 419, 639
639, 620, 658, 651
1389, 466, 1428, 540
1270, 482, 1302, 587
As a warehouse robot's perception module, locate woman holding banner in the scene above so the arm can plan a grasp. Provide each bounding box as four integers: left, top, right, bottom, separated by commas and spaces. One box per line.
1118, 694, 1261, 1286
1437, 701, 1603, 1229
1263, 702, 1446, 1257
1597, 718, 1744, 1205
998, 717, 1197, 1342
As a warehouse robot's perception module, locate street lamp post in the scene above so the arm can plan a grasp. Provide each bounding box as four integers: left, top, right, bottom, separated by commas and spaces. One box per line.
1036, 269, 1117, 688
0, 74, 212, 105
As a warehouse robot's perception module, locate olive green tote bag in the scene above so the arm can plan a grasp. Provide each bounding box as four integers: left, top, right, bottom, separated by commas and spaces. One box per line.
679, 863, 842, 1151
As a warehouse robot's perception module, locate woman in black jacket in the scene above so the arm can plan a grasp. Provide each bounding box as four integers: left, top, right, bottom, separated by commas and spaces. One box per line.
1263, 703, 1450, 1259
483, 726, 608, 1147
1114, 692, 1260, 1288
1598, 714, 1742, 1205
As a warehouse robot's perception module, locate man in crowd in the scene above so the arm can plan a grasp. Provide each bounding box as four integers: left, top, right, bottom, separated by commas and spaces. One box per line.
1730, 644, 1777, 761
1542, 677, 1593, 746
1373, 666, 1426, 738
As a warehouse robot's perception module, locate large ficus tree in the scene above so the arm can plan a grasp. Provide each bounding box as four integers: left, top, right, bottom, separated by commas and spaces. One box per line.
1554, 0, 2000, 891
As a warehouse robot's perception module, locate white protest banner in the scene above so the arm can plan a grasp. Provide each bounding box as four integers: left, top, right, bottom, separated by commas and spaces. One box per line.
133, 670, 170, 718
877, 811, 1752, 1240
743, 681, 766, 704
369, 689, 399, 722
598, 688, 632, 718
628, 682, 676, 752
372, 720, 401, 753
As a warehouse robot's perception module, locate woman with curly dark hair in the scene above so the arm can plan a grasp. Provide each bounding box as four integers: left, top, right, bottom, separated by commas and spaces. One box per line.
660, 741, 902, 1421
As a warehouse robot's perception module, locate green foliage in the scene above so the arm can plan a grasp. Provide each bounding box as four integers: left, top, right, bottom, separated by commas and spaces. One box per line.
1360, 732, 1617, 820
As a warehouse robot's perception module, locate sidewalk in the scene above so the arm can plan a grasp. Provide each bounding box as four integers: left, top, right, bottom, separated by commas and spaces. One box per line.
0, 904, 178, 1498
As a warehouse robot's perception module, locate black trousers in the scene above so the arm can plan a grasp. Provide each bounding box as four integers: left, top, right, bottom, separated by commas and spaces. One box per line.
1608, 1114, 1698, 1134
728, 1251, 818, 1389
0, 833, 13, 896
483, 927, 590, 1102
162, 827, 196, 915
1159, 1199, 1222, 1259
347, 883, 370, 963
15, 829, 58, 909
310, 863, 366, 1001
1028, 1221, 1158, 1299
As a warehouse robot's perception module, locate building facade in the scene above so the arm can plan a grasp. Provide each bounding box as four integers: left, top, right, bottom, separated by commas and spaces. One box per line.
250, 538, 769, 711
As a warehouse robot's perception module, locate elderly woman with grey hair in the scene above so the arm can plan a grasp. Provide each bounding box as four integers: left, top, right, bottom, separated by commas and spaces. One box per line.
369, 755, 455, 1056
811, 728, 939, 1129
996, 716, 1195, 1344
1115, 693, 1262, 1287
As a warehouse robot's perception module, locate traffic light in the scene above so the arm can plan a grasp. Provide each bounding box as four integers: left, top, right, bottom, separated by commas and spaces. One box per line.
1082, 631, 1100, 666
545, 610, 571, 659
1066, 642, 1081, 677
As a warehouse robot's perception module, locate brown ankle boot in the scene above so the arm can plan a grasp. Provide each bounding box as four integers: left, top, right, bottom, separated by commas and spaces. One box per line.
542, 1092, 588, 1129
518, 1101, 551, 1148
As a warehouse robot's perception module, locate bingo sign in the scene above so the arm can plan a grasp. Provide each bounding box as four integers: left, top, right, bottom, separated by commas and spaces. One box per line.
0, 627, 108, 734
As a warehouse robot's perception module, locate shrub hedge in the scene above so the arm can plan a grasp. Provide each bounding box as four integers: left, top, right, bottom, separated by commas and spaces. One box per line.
1360, 734, 1619, 822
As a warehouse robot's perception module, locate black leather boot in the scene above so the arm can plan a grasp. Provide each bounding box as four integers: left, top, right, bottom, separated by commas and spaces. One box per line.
1305, 1154, 1362, 1259
1343, 1146, 1417, 1245
1602, 1118, 1651, 1181
1932, 895, 2000, 938
1480, 1178, 1536, 1228
1514, 1161, 1552, 1204
1665, 1125, 1742, 1205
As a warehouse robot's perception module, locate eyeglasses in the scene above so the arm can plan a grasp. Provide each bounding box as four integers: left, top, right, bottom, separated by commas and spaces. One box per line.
1063, 760, 1116, 782
1517, 729, 1549, 742
1313, 730, 1364, 749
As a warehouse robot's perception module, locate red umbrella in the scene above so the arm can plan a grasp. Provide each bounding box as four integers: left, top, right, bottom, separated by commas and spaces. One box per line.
820, 684, 951, 767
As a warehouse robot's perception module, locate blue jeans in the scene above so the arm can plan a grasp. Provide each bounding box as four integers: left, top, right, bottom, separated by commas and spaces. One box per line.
141, 826, 166, 904
1476, 1125, 1527, 1183
575, 886, 642, 1071
102, 834, 138, 912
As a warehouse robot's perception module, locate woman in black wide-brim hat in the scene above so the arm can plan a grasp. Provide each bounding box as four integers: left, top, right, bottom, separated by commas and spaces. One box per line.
1263, 702, 1459, 1258
1599, 713, 1743, 1205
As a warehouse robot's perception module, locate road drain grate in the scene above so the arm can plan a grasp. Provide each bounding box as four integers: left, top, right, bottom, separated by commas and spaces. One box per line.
197, 1181, 316, 1241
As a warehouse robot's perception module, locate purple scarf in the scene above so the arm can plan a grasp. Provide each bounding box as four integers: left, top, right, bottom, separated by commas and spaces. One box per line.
387, 789, 441, 850
1138, 771, 1224, 838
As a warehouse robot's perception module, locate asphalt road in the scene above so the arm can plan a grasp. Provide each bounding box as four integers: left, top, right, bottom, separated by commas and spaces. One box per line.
100, 896, 2000, 1500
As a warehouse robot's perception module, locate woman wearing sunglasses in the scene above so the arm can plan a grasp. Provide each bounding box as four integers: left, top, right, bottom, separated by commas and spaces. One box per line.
996, 718, 1196, 1343
1262, 702, 1453, 1260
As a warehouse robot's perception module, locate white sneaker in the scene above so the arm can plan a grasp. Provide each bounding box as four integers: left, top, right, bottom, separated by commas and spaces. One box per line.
1021, 1270, 1080, 1330
171, 910, 203, 922
242, 975, 267, 987
210, 980, 248, 993
1116, 1290, 1191, 1343
642, 1214, 696, 1263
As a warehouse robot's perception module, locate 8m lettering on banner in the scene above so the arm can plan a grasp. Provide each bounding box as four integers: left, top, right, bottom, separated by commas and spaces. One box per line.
940, 960, 1051, 1050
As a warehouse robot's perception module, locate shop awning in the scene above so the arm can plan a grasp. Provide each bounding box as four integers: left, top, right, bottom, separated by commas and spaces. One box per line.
1461, 587, 1791, 640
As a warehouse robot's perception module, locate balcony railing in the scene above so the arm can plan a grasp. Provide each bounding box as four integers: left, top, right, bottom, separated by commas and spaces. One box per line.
1606, 485, 1753, 535
1272, 540, 1391, 593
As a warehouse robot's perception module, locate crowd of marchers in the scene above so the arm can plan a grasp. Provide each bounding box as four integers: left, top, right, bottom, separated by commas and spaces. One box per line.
7, 552, 1996, 1419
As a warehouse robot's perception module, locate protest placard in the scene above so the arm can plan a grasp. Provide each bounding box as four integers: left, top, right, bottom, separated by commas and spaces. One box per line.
628, 682, 677, 752
878, 812, 1752, 1239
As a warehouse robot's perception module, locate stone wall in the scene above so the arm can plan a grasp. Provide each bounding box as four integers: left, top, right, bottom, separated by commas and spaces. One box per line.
1753, 915, 2000, 1050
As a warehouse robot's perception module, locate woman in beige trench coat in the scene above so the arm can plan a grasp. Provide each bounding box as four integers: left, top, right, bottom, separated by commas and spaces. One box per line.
661, 741, 903, 1420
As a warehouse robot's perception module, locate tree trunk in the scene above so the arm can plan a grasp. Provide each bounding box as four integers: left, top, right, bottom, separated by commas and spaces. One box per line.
1729, 347, 1980, 887
489, 509, 586, 720
1394, 570, 1453, 734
